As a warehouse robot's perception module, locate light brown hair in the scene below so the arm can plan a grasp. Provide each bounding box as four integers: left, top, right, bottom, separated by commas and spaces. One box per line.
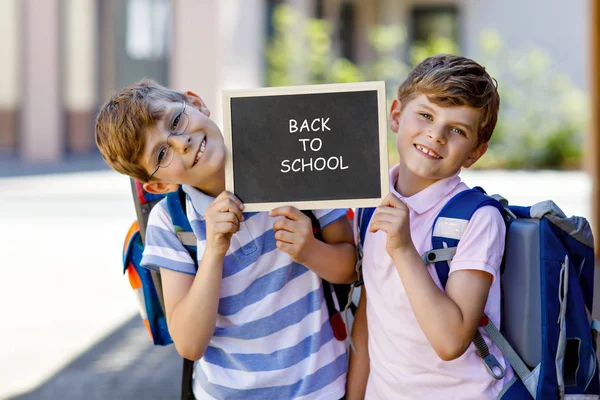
95, 79, 186, 182
397, 54, 500, 145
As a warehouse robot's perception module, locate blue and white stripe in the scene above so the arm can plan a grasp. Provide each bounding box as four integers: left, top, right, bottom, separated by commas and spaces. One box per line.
141, 185, 348, 399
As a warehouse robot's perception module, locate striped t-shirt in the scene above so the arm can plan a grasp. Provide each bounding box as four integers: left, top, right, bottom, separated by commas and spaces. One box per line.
141, 185, 348, 400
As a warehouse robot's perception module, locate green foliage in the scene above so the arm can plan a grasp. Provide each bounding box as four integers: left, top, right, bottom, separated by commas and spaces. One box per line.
475, 29, 587, 169
266, 5, 587, 169
410, 36, 459, 66
266, 4, 364, 86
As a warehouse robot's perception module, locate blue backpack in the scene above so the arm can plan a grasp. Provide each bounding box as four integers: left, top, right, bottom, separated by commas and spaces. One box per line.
355, 187, 600, 399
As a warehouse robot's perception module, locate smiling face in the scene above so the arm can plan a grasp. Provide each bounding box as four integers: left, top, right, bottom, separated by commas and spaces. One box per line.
140, 93, 227, 197
391, 94, 488, 196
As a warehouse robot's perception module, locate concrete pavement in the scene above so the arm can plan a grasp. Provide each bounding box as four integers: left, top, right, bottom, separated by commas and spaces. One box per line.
0, 169, 181, 399
0, 168, 593, 399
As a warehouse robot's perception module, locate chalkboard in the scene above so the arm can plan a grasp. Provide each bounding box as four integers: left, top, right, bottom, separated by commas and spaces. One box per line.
222, 82, 389, 212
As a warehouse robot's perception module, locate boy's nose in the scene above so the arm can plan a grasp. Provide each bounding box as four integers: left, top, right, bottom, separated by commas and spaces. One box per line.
170, 134, 192, 153
427, 126, 446, 143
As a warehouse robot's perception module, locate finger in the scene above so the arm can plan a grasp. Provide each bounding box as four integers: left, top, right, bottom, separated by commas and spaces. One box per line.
374, 206, 408, 219
214, 221, 240, 234
214, 198, 244, 222
269, 206, 304, 221
272, 217, 298, 233
275, 240, 295, 255
212, 212, 241, 228
380, 193, 406, 209
215, 191, 245, 211
274, 229, 298, 244
368, 219, 398, 233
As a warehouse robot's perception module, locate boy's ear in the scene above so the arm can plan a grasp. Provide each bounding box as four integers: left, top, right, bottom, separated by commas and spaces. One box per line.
185, 91, 211, 117
463, 142, 488, 168
143, 180, 180, 195
389, 99, 402, 133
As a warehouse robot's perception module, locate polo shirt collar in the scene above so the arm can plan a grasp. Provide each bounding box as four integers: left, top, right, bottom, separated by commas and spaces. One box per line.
389, 164, 462, 215
181, 184, 214, 217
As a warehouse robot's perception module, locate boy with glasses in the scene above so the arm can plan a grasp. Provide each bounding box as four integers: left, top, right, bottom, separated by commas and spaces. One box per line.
95, 79, 356, 399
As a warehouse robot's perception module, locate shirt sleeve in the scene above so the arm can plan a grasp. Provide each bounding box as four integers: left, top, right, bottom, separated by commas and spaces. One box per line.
312, 208, 349, 230
140, 199, 197, 275
448, 205, 506, 283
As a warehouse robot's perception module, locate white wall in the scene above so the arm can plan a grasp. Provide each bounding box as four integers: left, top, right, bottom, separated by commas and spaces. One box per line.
22, 0, 62, 161
171, 0, 265, 130
461, 0, 589, 89
0, 0, 20, 108
376, 0, 588, 90
64, 0, 97, 112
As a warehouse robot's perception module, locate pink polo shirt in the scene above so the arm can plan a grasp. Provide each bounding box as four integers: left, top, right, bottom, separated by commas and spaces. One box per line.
359, 165, 514, 399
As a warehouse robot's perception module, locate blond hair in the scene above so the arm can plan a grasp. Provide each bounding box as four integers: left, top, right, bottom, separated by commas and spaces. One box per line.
397, 54, 500, 145
95, 79, 186, 182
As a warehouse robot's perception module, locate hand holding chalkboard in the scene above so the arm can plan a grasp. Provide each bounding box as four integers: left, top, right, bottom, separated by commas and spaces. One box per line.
223, 82, 389, 212
270, 205, 316, 264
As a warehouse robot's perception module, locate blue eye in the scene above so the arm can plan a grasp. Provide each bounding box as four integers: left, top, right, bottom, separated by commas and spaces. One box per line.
171, 113, 182, 131
157, 146, 168, 164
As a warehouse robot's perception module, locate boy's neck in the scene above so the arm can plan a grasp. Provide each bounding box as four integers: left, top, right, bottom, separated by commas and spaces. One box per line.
191, 166, 226, 198
394, 164, 441, 197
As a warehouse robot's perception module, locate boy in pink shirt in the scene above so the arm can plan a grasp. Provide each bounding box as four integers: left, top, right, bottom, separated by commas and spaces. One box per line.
347, 54, 514, 399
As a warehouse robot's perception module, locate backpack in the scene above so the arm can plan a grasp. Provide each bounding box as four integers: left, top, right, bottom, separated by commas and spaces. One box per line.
355, 187, 600, 399
122, 179, 354, 398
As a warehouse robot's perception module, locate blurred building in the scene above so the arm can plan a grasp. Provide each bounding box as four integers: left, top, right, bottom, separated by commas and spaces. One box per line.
0, 0, 589, 163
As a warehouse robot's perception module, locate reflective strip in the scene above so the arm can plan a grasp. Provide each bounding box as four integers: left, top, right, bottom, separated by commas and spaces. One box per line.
133, 287, 148, 320
556, 255, 570, 398
176, 231, 197, 246
524, 363, 541, 399
432, 217, 469, 240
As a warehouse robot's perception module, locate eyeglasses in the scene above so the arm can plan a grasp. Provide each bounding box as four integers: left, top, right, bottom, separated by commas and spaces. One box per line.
148, 100, 189, 180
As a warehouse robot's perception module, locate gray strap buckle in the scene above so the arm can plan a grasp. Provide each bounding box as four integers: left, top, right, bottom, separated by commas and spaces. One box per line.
483, 354, 506, 380
421, 247, 457, 265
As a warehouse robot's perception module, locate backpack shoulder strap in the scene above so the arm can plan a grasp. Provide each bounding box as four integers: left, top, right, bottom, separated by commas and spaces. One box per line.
130, 178, 165, 244
165, 187, 198, 265
301, 210, 349, 341
429, 188, 508, 381
357, 207, 376, 248
428, 187, 504, 288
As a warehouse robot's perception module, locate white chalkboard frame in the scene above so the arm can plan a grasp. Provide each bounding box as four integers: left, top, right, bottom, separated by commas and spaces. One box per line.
222, 81, 389, 212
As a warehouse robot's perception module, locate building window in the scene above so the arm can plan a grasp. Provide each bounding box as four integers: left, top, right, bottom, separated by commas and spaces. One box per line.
339, 2, 356, 62
410, 5, 460, 49
125, 0, 171, 60
266, 0, 285, 40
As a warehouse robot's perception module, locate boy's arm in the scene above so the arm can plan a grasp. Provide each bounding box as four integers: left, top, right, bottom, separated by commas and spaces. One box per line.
346, 286, 370, 400
371, 193, 502, 361
153, 191, 244, 361
160, 248, 225, 361
390, 248, 491, 361
270, 207, 356, 284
